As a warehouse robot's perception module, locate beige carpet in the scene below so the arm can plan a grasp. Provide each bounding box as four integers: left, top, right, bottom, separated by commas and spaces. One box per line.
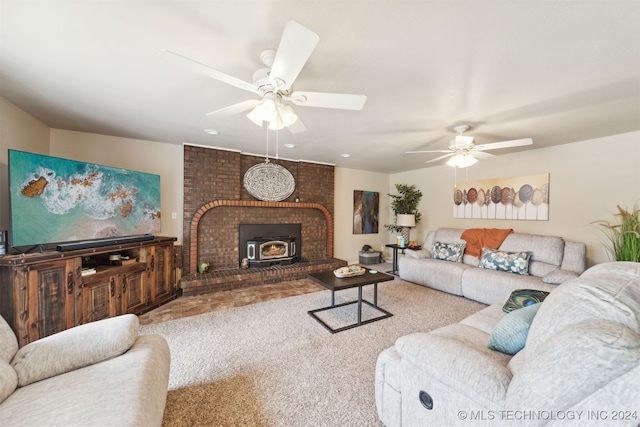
140, 278, 486, 427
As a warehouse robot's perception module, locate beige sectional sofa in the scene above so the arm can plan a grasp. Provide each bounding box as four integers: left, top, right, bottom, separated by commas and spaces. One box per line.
398, 228, 587, 305
0, 314, 170, 426
376, 261, 640, 426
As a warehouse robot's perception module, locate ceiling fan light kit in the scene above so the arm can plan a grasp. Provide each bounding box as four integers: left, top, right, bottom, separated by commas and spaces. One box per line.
446, 152, 478, 168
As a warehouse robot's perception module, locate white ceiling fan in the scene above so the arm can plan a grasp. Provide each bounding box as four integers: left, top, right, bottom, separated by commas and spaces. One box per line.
406, 125, 533, 167
158, 20, 367, 133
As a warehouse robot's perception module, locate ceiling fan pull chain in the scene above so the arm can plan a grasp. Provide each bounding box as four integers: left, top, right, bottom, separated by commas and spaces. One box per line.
265, 125, 270, 162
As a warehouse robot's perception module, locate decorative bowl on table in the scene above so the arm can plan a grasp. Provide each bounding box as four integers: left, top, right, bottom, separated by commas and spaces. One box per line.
333, 264, 366, 278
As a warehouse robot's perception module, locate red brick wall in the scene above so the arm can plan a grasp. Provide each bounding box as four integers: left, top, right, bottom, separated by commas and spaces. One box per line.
183, 145, 335, 275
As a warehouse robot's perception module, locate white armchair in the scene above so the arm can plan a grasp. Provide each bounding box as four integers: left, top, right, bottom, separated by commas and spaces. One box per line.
0, 314, 170, 426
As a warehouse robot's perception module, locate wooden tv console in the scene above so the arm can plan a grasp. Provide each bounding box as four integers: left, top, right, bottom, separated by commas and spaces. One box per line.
0, 236, 179, 347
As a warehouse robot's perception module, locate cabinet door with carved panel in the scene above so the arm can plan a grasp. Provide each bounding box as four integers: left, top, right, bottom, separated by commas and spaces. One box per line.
120, 266, 148, 314
24, 258, 81, 346
148, 243, 175, 303
80, 274, 117, 323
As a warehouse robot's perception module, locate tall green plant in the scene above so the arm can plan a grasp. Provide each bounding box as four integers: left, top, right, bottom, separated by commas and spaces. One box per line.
385, 184, 423, 233
592, 204, 640, 262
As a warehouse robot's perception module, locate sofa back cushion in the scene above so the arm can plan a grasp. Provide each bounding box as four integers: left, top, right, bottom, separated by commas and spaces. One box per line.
499, 233, 564, 277
507, 319, 640, 410
11, 314, 139, 387
560, 241, 587, 273
524, 262, 640, 359
0, 361, 18, 404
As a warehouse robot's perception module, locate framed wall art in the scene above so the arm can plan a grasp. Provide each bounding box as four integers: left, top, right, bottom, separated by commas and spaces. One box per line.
353, 190, 379, 234
453, 173, 550, 220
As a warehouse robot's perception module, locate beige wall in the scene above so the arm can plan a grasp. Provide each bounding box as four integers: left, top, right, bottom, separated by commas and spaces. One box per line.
3, 96, 640, 266
334, 168, 389, 263
389, 132, 640, 266
0, 97, 50, 231
49, 129, 184, 244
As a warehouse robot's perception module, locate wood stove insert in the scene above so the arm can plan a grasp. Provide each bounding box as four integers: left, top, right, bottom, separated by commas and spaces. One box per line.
239, 224, 301, 268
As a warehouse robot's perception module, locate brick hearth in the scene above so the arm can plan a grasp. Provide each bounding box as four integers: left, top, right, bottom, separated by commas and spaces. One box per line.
180, 258, 347, 296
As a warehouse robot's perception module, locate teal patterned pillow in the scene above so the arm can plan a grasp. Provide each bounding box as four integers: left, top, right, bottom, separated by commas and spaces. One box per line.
431, 241, 466, 263
502, 289, 550, 313
478, 247, 532, 275
488, 303, 542, 355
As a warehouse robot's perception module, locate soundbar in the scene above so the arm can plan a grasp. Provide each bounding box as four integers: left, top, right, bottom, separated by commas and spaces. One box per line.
56, 234, 155, 252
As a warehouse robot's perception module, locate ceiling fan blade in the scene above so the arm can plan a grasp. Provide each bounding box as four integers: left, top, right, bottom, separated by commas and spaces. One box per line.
424, 153, 455, 164
287, 116, 307, 134
405, 150, 451, 154
471, 151, 496, 159
205, 100, 259, 117
288, 91, 366, 110
158, 49, 258, 94
475, 138, 533, 151
269, 21, 320, 90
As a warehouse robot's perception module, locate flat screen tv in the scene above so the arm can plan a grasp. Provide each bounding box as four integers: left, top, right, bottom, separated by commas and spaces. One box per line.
8, 149, 161, 250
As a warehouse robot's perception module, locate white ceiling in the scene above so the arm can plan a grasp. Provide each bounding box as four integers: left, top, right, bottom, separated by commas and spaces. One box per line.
1, 1, 639, 173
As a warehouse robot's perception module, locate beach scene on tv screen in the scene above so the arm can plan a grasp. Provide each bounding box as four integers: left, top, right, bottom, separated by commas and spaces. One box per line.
9, 150, 161, 247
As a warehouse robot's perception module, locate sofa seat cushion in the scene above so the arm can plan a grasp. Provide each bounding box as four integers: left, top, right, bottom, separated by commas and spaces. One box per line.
459, 303, 506, 335
507, 319, 640, 410
460, 268, 555, 306
525, 262, 640, 358
399, 256, 472, 296
12, 314, 139, 387
396, 323, 512, 407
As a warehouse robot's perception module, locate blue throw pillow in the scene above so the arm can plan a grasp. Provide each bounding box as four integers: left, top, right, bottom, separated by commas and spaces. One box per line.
488, 303, 542, 355
431, 241, 466, 263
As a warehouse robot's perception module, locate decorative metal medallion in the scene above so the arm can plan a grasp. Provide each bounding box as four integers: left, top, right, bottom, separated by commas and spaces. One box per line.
243, 160, 296, 202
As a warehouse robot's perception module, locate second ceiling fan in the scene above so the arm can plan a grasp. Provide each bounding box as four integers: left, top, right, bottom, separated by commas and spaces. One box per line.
406, 125, 533, 168
159, 20, 367, 133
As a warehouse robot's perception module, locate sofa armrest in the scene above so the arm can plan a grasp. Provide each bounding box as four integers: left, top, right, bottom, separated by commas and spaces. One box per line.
11, 314, 139, 387
542, 269, 579, 284
396, 328, 512, 406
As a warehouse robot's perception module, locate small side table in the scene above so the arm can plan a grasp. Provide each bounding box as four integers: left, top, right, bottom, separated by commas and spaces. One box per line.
385, 244, 406, 275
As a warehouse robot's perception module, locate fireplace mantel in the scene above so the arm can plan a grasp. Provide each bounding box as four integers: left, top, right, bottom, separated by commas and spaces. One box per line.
188, 200, 334, 274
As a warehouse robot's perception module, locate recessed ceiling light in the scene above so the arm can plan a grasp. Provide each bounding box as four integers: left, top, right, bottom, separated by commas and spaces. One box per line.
341, 153, 351, 158
284, 143, 296, 148
204, 129, 219, 135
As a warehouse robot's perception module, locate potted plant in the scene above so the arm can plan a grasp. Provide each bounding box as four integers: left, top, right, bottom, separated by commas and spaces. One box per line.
385, 184, 423, 243
592, 204, 640, 262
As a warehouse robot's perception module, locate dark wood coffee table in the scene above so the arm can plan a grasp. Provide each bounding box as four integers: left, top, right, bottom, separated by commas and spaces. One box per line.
307, 268, 395, 333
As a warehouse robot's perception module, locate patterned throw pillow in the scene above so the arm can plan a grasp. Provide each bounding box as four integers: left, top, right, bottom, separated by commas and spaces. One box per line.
502, 289, 550, 313
431, 241, 466, 263
478, 247, 532, 275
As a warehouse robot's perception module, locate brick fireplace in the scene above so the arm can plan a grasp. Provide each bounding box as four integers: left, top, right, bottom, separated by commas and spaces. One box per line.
181, 145, 346, 295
